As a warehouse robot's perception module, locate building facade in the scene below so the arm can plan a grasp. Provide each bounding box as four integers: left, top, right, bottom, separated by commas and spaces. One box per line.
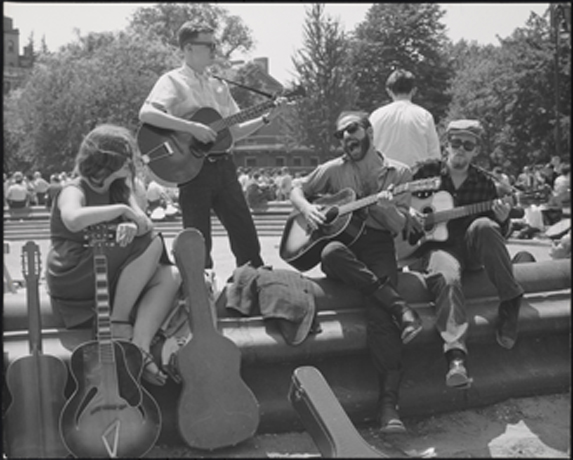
3, 16, 34, 94
228, 57, 329, 172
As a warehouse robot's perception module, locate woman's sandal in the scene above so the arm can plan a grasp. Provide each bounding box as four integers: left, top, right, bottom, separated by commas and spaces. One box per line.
139, 348, 167, 386
111, 320, 134, 341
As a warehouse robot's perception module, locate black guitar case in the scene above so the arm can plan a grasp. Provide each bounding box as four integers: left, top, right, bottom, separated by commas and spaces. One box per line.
288, 366, 399, 458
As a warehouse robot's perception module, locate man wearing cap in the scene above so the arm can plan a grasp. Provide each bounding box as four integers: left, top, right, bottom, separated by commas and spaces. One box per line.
290, 110, 423, 434
408, 119, 524, 389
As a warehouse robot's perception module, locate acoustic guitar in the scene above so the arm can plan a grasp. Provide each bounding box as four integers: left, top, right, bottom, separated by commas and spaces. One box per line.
279, 178, 441, 272
394, 190, 516, 261
171, 228, 259, 450
59, 224, 161, 458
5, 241, 69, 458
137, 86, 306, 186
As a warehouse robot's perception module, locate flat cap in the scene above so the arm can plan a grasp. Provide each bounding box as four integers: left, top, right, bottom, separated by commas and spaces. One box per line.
446, 119, 483, 140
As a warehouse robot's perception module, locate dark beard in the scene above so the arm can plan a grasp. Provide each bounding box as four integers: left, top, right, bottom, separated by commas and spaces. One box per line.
345, 135, 370, 161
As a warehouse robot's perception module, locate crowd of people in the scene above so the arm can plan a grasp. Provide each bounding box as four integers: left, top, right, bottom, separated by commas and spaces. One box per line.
4, 19, 570, 438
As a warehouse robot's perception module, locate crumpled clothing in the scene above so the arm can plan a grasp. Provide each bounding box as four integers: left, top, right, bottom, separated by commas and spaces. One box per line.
226, 263, 317, 345
226, 263, 315, 320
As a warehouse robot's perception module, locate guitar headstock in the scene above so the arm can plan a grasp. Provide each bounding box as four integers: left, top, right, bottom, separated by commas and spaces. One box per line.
409, 177, 441, 193
21, 241, 41, 285
84, 223, 116, 248
395, 177, 441, 195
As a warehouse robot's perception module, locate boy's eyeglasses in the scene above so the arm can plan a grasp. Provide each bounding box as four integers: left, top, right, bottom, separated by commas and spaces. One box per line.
334, 122, 361, 140
188, 41, 217, 51
449, 139, 477, 152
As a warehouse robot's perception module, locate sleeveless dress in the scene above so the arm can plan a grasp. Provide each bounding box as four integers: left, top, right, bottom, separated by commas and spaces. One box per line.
46, 178, 170, 328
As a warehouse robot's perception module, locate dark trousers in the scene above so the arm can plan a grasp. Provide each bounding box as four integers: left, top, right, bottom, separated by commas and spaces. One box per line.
421, 217, 524, 354
320, 228, 403, 373
178, 156, 263, 269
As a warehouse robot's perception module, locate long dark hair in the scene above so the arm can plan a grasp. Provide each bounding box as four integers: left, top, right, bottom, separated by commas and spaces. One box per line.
75, 124, 137, 204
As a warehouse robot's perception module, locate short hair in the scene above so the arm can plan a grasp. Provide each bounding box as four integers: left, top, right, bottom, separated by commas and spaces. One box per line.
336, 111, 371, 130
561, 164, 571, 175
178, 21, 215, 49
386, 69, 416, 94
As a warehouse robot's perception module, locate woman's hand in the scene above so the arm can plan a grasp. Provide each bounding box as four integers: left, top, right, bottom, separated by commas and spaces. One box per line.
116, 222, 138, 247
123, 205, 153, 235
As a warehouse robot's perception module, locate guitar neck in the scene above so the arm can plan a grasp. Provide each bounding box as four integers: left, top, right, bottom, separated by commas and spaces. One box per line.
26, 268, 42, 354
338, 182, 411, 216
22, 241, 42, 354
210, 100, 275, 133
428, 199, 494, 225
94, 252, 115, 363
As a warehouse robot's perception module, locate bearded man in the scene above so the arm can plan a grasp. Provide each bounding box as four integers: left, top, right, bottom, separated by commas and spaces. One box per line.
289, 110, 422, 434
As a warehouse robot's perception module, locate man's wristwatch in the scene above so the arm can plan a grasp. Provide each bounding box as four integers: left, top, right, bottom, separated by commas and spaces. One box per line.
262, 115, 270, 125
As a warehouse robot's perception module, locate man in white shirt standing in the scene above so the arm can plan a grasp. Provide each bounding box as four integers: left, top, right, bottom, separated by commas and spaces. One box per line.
369, 69, 441, 167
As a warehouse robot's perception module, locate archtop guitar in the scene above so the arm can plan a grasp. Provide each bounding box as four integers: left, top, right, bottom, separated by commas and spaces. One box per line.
59, 224, 162, 458
137, 86, 305, 186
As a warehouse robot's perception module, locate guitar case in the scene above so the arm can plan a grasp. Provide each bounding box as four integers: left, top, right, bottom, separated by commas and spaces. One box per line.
288, 366, 395, 458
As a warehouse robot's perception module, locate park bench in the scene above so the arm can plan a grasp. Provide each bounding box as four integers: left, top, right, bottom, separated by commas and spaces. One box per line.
3, 258, 570, 443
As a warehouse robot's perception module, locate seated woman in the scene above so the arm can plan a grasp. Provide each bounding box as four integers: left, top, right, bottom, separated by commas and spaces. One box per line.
46, 124, 181, 385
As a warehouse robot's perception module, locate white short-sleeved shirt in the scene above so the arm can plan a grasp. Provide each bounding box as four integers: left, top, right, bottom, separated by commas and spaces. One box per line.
369, 100, 441, 167
144, 64, 240, 124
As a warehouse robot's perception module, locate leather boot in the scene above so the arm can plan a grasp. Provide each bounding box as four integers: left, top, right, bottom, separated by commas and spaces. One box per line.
378, 370, 407, 434
445, 349, 471, 389
372, 281, 423, 344
496, 295, 522, 349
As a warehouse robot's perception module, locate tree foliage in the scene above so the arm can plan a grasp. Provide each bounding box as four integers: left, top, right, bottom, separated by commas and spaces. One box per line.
446, 7, 571, 176
288, 3, 358, 155
3, 3, 255, 176
128, 3, 253, 60
3, 3, 570, 177
351, 3, 452, 122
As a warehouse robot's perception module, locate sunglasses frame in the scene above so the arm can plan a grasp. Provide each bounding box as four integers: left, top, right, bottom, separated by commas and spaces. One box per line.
334, 122, 361, 140
187, 41, 217, 51
448, 138, 477, 152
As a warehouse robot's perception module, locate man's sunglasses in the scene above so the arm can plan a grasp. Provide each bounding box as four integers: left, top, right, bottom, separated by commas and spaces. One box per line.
187, 41, 217, 51
449, 138, 477, 152
334, 122, 361, 140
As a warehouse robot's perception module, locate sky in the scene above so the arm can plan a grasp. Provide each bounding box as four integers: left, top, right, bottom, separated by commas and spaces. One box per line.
4, 2, 549, 85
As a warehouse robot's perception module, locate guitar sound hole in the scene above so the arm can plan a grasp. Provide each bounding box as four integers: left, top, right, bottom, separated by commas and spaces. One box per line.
324, 208, 339, 225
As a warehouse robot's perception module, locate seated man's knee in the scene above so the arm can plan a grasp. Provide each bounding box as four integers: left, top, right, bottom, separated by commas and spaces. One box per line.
470, 217, 499, 235
321, 241, 348, 265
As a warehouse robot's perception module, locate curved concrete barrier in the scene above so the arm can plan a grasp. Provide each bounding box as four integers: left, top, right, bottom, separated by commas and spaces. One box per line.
3, 260, 570, 442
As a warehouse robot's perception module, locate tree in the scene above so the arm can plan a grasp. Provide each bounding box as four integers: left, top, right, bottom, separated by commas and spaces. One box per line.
3, 4, 256, 176
288, 3, 358, 155
4, 31, 177, 176
128, 3, 254, 59
445, 7, 571, 176
351, 3, 452, 123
